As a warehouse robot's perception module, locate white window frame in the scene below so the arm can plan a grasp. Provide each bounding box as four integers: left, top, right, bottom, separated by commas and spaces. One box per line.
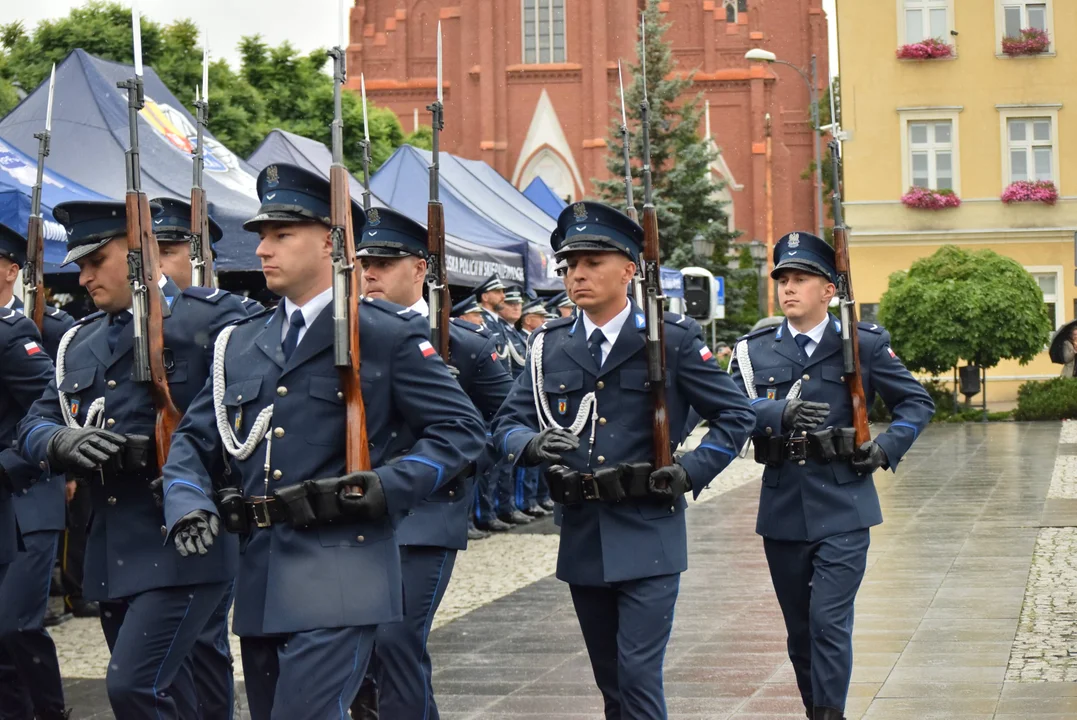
898, 108, 962, 195
521, 0, 567, 65
897, 0, 954, 47
995, 0, 1054, 56
724, 0, 737, 23
1027, 266, 1063, 330
997, 105, 1061, 190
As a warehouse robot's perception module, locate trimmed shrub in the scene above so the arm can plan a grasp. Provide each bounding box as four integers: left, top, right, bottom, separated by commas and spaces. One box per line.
1015, 378, 1077, 421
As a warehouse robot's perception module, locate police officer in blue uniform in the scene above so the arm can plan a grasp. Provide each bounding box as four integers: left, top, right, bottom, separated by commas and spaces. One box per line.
729, 232, 934, 720
0, 223, 73, 720
494, 201, 756, 720
491, 287, 534, 526
152, 195, 264, 317
157, 164, 486, 720
516, 297, 555, 516
352, 206, 514, 720
16, 200, 249, 720
545, 290, 574, 318
472, 274, 510, 370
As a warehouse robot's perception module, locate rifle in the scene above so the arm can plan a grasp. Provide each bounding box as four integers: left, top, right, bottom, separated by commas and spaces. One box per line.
638, 13, 671, 470
189, 42, 214, 288
830, 139, 870, 445
617, 60, 637, 224
119, 6, 181, 470
23, 64, 55, 333
329, 17, 372, 477
359, 72, 372, 212
425, 23, 450, 361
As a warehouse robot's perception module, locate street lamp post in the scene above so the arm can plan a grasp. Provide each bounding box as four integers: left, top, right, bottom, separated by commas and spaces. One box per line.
745, 48, 824, 239
692, 232, 714, 260
748, 240, 768, 319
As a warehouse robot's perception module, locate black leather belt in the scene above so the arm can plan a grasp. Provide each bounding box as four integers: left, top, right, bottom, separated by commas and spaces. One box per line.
243, 496, 290, 528
545, 462, 655, 505
753, 427, 857, 467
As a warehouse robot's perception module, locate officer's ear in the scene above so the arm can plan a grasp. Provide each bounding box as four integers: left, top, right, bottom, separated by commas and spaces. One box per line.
412, 257, 428, 283
622, 260, 638, 284
822, 280, 837, 303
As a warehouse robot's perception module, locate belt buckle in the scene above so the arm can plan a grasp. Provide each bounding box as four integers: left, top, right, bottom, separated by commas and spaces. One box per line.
250, 497, 273, 528
579, 474, 599, 501
786, 437, 808, 463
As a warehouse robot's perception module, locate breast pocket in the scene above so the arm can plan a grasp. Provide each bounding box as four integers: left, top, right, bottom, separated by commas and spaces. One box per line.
58, 367, 97, 421
306, 375, 344, 446
753, 366, 793, 398
543, 369, 584, 420
223, 377, 263, 438
819, 365, 852, 414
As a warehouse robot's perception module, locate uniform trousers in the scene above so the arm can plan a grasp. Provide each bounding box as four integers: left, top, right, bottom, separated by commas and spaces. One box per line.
569, 573, 680, 720
59, 478, 90, 612
372, 546, 457, 720
763, 530, 870, 712
99, 580, 232, 720
0, 530, 65, 718
240, 626, 375, 720
190, 581, 236, 719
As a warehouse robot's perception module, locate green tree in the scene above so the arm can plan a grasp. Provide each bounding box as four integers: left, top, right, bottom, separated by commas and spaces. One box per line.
592, 0, 736, 271
403, 125, 433, 151
715, 245, 761, 343
878, 245, 1052, 373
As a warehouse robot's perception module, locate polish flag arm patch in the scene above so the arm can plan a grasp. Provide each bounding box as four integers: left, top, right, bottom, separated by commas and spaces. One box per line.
886, 346, 898, 359
699, 345, 714, 362
24, 341, 43, 356
418, 341, 437, 358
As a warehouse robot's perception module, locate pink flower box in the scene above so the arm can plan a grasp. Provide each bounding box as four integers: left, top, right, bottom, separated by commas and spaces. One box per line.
896, 39, 954, 60
1001, 180, 1058, 205
1002, 28, 1050, 56
901, 187, 961, 210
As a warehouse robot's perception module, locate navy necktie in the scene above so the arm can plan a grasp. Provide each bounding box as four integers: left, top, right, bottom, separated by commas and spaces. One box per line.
794, 333, 812, 356
589, 328, 606, 369
281, 309, 305, 361
106, 313, 132, 353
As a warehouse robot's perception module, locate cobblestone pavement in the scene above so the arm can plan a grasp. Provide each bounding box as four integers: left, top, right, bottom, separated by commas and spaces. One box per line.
54, 422, 1077, 717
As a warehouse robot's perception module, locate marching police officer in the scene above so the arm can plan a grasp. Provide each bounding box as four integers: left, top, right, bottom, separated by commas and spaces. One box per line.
152, 196, 265, 316
16, 200, 249, 720
494, 202, 755, 719
0, 223, 72, 720
157, 164, 486, 719
729, 232, 934, 720
490, 288, 534, 525
353, 206, 514, 720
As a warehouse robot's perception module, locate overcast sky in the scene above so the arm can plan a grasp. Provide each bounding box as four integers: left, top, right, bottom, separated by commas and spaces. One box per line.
2, 0, 839, 76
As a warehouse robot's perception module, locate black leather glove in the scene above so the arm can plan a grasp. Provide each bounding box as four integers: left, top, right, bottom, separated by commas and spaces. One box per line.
150, 477, 164, 508
647, 463, 692, 501
781, 400, 831, 432
46, 428, 127, 472
851, 441, 888, 474
337, 471, 389, 521
521, 427, 580, 465
173, 510, 219, 557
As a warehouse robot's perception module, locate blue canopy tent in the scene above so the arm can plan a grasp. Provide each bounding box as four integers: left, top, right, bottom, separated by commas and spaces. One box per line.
372, 145, 560, 291
661, 267, 684, 299
247, 129, 525, 287
522, 176, 567, 219
0, 137, 111, 272
0, 49, 261, 273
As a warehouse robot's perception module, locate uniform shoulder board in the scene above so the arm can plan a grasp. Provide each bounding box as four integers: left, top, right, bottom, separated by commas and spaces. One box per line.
535, 314, 575, 335
451, 317, 491, 337
0, 307, 23, 326
361, 296, 420, 320
181, 286, 229, 304
74, 310, 106, 327
737, 323, 780, 343
858, 321, 885, 335
231, 306, 275, 327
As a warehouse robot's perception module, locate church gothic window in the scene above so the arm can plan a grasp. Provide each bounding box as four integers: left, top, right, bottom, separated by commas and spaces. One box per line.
523, 0, 566, 64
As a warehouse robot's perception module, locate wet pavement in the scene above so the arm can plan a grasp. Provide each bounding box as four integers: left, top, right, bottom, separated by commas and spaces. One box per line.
56, 422, 1077, 718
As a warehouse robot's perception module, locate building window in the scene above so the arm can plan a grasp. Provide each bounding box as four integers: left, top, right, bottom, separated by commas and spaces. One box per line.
1003, 1, 1047, 38
1030, 270, 1061, 329
738, 0, 748, 11
909, 120, 954, 190
724, 0, 737, 22
1007, 117, 1053, 183
903, 0, 950, 43
522, 0, 566, 64
860, 303, 880, 324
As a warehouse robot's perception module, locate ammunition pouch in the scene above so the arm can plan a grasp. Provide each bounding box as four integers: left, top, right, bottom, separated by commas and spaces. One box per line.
752, 427, 858, 467
217, 475, 376, 533
103, 434, 157, 480
545, 461, 658, 506
216, 487, 250, 534
272, 483, 318, 529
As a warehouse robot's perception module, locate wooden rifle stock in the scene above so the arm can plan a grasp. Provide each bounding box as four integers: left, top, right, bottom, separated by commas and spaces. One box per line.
24, 215, 46, 332
641, 205, 671, 469
330, 164, 371, 473
125, 191, 182, 470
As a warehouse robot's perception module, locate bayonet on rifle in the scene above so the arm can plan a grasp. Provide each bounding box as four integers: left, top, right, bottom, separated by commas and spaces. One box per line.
329, 4, 372, 476
617, 60, 637, 224
189, 38, 214, 288
23, 64, 54, 333
359, 72, 372, 212
425, 22, 450, 361
829, 139, 871, 445
120, 4, 181, 469
638, 11, 671, 470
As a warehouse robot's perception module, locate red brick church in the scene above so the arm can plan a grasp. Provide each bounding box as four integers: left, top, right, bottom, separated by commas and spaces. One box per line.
347, 0, 829, 244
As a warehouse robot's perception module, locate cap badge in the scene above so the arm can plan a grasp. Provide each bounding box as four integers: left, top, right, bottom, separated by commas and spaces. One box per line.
367, 208, 381, 226
573, 202, 588, 221
788, 232, 800, 248
266, 165, 280, 187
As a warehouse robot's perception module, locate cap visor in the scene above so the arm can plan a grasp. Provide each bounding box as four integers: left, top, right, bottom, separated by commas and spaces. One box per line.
242, 212, 311, 233
554, 241, 627, 260
62, 238, 112, 266
770, 259, 831, 280
356, 244, 425, 258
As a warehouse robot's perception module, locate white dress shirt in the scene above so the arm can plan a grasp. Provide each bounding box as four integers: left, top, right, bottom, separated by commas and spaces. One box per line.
281, 287, 334, 347
787, 315, 831, 357
408, 297, 429, 317
581, 300, 632, 366
2, 296, 13, 311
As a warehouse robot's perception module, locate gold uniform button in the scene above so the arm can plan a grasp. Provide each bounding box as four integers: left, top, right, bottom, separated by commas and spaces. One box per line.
765, 427, 773, 435
448, 490, 456, 498
107, 496, 117, 505
39, 461, 47, 470
272, 470, 282, 480
599, 417, 607, 426
507, 454, 515, 462
161, 526, 167, 537
356, 535, 365, 543
337, 391, 344, 399
596, 381, 605, 390
768, 376, 775, 383
802, 374, 810, 380
73, 383, 79, 390
107, 380, 117, 389
274, 427, 285, 438
106, 418, 116, 428
276, 386, 288, 397
596, 456, 606, 464
559, 384, 566, 391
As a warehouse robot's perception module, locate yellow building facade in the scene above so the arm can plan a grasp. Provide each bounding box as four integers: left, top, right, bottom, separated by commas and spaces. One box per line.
836, 0, 1076, 404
